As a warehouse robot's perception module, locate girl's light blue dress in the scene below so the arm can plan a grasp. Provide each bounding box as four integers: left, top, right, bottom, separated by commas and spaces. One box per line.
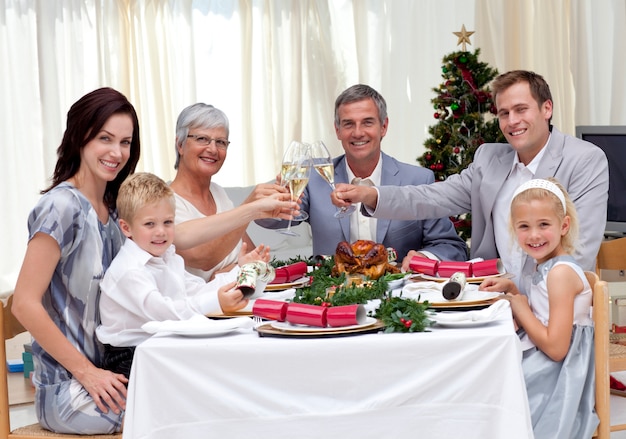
520, 255, 598, 439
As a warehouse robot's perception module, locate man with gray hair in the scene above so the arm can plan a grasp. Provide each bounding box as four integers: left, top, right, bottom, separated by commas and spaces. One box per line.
258, 84, 468, 262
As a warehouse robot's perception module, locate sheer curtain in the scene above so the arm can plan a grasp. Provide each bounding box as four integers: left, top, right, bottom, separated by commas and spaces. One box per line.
475, 0, 575, 134
1, 0, 625, 296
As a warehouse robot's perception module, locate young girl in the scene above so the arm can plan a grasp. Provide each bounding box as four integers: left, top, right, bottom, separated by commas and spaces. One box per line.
480, 178, 598, 439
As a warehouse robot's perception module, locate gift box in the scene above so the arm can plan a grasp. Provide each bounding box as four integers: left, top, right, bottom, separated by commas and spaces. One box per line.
271, 261, 308, 284
22, 351, 34, 378
7, 359, 23, 373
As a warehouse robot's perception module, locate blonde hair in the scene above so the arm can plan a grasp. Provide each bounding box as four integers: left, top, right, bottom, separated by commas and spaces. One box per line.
117, 172, 175, 222
509, 177, 579, 254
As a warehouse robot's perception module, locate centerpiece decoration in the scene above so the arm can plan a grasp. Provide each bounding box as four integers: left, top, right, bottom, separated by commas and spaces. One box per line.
270, 248, 433, 333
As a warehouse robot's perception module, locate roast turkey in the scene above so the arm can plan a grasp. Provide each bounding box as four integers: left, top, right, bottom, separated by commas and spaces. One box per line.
332, 240, 400, 280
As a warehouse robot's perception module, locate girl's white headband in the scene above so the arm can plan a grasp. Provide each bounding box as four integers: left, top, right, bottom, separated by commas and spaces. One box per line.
512, 179, 567, 214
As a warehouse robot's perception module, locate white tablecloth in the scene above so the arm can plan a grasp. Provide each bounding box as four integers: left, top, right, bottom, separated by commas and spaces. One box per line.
123, 310, 533, 439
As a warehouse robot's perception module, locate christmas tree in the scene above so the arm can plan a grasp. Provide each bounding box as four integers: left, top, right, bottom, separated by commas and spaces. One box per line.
418, 27, 505, 244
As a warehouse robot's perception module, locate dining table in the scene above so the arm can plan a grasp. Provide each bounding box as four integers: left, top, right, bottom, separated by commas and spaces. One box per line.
123, 291, 533, 439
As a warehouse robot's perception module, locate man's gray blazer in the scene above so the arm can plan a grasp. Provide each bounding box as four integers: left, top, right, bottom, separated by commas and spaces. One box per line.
371, 128, 609, 294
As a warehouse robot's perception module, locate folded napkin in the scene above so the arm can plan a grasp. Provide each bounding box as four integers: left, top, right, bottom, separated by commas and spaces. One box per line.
271, 262, 308, 284
259, 288, 297, 301
142, 314, 253, 334
431, 299, 509, 323
400, 281, 480, 300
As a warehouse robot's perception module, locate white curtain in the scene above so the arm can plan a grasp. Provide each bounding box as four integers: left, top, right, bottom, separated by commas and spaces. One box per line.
1, 0, 625, 296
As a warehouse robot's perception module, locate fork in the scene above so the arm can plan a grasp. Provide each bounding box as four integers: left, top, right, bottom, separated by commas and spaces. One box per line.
253, 316, 264, 331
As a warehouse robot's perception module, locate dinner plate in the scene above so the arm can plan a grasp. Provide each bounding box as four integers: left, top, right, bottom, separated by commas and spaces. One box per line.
206, 310, 253, 319
257, 319, 385, 338
265, 277, 310, 291
167, 327, 241, 337
432, 319, 501, 328
143, 324, 241, 337
386, 274, 411, 291
142, 316, 252, 337
402, 285, 501, 309
410, 272, 506, 283
270, 317, 377, 333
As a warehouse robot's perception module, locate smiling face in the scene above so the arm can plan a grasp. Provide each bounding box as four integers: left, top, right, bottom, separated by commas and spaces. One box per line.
78, 113, 133, 185
120, 199, 176, 257
177, 126, 228, 180
335, 98, 388, 172
495, 81, 552, 165
511, 198, 570, 264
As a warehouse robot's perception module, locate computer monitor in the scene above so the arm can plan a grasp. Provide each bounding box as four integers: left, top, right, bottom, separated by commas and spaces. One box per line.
576, 125, 626, 235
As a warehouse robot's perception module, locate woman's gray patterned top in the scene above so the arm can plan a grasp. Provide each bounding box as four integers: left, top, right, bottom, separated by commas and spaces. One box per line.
27, 182, 124, 385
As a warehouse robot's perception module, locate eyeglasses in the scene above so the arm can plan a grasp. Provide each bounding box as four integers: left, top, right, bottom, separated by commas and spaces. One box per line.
187, 135, 230, 150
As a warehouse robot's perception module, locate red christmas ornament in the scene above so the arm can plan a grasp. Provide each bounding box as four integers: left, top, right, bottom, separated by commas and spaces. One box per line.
425, 153, 432, 160
430, 164, 437, 170
436, 163, 444, 171
434, 112, 440, 119
454, 147, 460, 154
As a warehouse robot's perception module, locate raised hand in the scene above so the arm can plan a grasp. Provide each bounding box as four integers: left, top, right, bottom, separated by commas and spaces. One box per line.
238, 243, 271, 266
332, 183, 378, 210
253, 192, 300, 220
244, 182, 288, 204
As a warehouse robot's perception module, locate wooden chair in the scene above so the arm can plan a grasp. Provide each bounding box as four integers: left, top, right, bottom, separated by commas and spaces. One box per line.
588, 271, 611, 439
0, 295, 121, 438
596, 237, 626, 393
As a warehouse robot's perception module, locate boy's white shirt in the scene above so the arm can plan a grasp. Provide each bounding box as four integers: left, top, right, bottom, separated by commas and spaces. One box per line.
96, 238, 238, 347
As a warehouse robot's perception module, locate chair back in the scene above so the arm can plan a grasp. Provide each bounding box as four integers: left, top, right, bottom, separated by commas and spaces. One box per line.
0, 297, 121, 438
596, 237, 626, 274
586, 271, 610, 439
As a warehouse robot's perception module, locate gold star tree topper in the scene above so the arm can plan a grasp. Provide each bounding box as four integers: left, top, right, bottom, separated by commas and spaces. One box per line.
453, 24, 475, 51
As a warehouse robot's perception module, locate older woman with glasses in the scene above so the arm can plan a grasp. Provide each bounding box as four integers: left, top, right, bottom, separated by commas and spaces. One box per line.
170, 103, 287, 281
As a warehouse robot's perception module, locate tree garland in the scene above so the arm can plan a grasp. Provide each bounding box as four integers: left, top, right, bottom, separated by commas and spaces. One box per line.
270, 256, 433, 333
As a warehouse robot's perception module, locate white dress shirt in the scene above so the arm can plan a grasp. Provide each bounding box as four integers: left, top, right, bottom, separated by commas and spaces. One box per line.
97, 238, 238, 346
346, 154, 382, 243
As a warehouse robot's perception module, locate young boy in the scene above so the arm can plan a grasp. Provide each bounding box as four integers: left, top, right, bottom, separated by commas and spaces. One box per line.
96, 172, 271, 378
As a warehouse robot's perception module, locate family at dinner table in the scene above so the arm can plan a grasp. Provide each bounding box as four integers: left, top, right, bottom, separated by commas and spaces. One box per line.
10, 69, 609, 439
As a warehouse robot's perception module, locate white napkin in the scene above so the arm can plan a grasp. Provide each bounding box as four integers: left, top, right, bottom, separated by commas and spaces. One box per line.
431, 299, 509, 323
142, 314, 253, 334
400, 281, 480, 300
259, 288, 296, 301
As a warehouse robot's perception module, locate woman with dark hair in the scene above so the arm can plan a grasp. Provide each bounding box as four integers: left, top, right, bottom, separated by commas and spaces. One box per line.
12, 87, 139, 434
11, 88, 296, 435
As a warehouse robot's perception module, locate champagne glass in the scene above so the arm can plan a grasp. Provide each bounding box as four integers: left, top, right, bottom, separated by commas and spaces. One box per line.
272, 141, 304, 222
310, 140, 356, 218
279, 141, 303, 188
279, 142, 311, 236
